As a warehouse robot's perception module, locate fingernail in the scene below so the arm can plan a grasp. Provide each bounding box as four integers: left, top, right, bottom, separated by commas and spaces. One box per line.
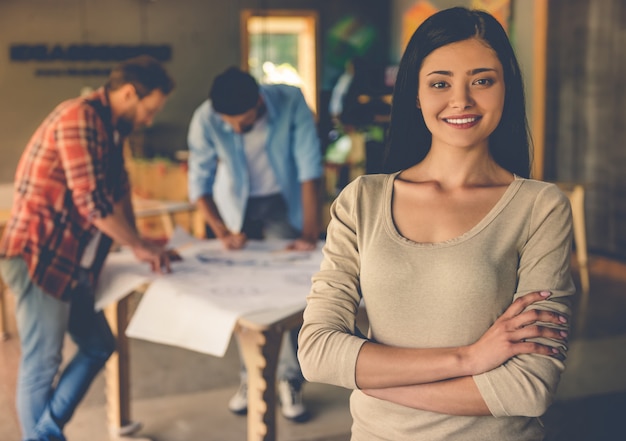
560, 331, 568, 338
559, 315, 568, 323
540, 291, 551, 297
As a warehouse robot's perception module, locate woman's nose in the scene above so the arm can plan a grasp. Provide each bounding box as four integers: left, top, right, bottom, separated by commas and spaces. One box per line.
449, 85, 474, 109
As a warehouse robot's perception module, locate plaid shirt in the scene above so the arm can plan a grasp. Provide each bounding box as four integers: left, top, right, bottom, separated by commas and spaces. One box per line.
0, 88, 130, 300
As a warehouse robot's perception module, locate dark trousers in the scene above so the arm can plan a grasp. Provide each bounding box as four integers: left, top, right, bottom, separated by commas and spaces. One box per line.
206, 193, 299, 240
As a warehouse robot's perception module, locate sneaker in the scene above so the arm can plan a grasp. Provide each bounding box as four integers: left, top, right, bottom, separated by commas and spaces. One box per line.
278, 379, 310, 423
228, 381, 248, 415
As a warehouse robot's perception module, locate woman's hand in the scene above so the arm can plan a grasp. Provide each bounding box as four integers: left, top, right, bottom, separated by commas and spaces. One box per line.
464, 291, 568, 375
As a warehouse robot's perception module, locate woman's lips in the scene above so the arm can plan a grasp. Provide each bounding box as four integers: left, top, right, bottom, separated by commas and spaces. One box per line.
442, 115, 481, 128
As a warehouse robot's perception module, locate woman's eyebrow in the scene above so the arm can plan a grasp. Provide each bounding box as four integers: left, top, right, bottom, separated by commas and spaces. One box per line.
426, 67, 498, 76
468, 67, 498, 75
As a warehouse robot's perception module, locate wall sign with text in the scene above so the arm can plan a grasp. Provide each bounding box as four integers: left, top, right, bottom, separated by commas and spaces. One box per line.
9, 43, 172, 77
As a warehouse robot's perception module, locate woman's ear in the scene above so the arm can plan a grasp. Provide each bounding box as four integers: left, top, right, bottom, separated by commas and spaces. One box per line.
416, 96, 421, 109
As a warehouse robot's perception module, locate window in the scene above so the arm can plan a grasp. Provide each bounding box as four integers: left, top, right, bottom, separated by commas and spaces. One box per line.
241, 10, 318, 115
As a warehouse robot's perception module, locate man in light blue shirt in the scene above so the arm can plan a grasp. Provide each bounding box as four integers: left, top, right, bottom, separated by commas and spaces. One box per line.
187, 67, 322, 422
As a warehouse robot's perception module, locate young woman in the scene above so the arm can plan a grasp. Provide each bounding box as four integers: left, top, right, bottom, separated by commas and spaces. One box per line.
298, 7, 574, 440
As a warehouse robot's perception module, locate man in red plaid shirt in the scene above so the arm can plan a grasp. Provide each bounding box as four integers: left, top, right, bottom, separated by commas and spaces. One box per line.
0, 55, 174, 441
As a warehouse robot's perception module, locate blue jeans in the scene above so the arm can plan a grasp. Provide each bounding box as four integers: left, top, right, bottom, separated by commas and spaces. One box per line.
0, 258, 115, 441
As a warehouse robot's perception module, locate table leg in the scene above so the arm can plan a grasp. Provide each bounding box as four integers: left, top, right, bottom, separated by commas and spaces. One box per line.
104, 296, 147, 440
236, 325, 283, 441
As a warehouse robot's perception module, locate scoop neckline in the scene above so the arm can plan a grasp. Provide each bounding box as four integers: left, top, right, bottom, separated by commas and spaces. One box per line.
383, 171, 524, 248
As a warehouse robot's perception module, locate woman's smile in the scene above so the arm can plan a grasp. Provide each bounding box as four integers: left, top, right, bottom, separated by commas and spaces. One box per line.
442, 114, 482, 128
417, 38, 505, 151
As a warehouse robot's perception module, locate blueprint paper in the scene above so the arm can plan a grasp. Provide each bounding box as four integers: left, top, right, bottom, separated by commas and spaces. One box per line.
94, 227, 201, 311
98, 227, 324, 356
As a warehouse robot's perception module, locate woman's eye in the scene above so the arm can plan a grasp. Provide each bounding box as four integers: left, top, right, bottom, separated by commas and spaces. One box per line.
473, 78, 494, 86
431, 81, 448, 89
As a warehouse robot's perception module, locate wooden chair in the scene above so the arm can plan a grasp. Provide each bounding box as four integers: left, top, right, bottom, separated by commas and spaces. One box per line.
556, 183, 591, 332
560, 184, 590, 297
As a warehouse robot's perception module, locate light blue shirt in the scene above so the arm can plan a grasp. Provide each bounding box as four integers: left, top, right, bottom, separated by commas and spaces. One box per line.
187, 84, 322, 233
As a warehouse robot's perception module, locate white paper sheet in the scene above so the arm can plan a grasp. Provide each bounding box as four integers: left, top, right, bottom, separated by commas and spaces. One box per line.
94, 248, 154, 311
94, 228, 202, 311
125, 274, 240, 356
98, 227, 324, 357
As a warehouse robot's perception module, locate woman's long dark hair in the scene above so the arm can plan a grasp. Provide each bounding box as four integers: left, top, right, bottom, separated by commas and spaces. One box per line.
383, 7, 531, 178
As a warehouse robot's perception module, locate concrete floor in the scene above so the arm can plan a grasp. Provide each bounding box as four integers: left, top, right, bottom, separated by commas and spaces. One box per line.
72, 336, 354, 441
2, 256, 626, 441
0, 327, 355, 441
67, 345, 353, 440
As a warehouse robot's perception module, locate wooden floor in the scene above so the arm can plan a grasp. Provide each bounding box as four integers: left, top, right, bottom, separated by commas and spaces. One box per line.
1, 254, 625, 440
545, 254, 626, 441
570, 254, 626, 339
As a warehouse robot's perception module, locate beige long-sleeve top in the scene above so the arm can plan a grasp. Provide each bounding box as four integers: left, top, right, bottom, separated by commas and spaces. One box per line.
299, 173, 575, 441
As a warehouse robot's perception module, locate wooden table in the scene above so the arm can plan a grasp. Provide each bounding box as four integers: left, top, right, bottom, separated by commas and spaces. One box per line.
100, 235, 318, 441
104, 291, 305, 441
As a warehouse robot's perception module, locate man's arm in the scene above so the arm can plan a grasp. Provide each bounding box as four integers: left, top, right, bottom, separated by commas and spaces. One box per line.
196, 194, 246, 249
287, 179, 320, 250
118, 192, 138, 233
186, 102, 246, 249
91, 197, 170, 273
287, 87, 323, 250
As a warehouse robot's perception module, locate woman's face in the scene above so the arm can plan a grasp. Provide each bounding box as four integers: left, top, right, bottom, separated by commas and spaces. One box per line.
417, 38, 505, 152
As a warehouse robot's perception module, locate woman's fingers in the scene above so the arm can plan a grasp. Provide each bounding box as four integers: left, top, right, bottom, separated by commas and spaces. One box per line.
500, 291, 569, 330
512, 308, 569, 329
512, 324, 568, 344
500, 291, 551, 319
508, 305, 569, 360
517, 341, 566, 359
468, 290, 570, 373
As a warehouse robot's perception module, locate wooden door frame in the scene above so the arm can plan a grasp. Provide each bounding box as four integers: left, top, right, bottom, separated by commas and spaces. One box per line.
240, 9, 319, 115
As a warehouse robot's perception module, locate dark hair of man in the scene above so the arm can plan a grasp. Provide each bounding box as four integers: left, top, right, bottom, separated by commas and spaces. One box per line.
383, 7, 531, 178
209, 67, 260, 116
105, 55, 175, 98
